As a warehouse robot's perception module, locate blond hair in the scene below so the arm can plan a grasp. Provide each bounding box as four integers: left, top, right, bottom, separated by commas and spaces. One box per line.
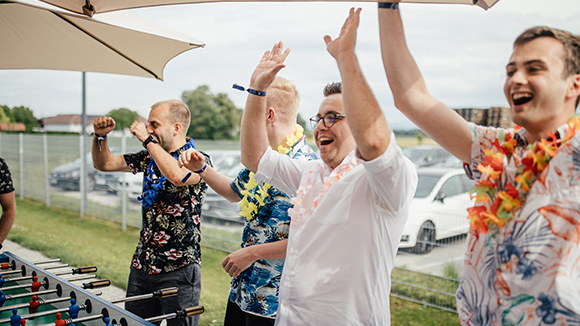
266, 77, 300, 124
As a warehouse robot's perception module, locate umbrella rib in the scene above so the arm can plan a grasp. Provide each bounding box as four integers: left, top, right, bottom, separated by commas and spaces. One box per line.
52, 11, 161, 80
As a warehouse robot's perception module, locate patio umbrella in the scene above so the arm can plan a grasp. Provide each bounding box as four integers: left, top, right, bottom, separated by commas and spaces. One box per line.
1, 0, 204, 80
40, 0, 499, 16
0, 0, 205, 214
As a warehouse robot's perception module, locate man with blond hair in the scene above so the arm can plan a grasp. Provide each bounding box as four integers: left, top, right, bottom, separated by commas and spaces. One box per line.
92, 99, 207, 326
379, 2, 580, 324
179, 77, 316, 325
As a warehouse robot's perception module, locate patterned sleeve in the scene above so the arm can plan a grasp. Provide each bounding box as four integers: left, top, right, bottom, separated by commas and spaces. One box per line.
230, 168, 250, 200
123, 150, 149, 174
0, 158, 14, 194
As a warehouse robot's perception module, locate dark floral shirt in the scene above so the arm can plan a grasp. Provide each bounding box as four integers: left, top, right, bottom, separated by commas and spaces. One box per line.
123, 141, 209, 274
0, 158, 14, 194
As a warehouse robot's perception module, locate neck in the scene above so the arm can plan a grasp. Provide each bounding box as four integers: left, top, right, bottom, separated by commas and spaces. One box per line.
270, 124, 299, 149
167, 135, 187, 153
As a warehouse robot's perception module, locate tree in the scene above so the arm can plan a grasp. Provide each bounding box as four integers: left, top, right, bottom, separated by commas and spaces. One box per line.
107, 108, 140, 131
182, 85, 242, 140
0, 106, 10, 124
11, 106, 39, 132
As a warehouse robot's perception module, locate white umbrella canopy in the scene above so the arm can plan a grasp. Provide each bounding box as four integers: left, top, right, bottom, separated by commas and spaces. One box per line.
0, 0, 205, 80
41, 0, 499, 16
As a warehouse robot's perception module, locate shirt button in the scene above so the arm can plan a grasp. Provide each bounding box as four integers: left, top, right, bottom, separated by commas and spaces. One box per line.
291, 250, 296, 255
283, 302, 288, 307
286, 277, 291, 281
299, 227, 304, 231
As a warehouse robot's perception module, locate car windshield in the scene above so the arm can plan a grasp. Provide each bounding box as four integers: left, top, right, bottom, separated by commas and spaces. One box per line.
414, 174, 442, 198
402, 148, 430, 164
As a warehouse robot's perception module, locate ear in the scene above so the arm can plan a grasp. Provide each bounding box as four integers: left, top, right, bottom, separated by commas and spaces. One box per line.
173, 122, 182, 136
567, 74, 580, 98
267, 107, 276, 124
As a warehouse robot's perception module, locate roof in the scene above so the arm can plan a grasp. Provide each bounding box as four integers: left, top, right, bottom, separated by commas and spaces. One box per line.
40, 114, 100, 125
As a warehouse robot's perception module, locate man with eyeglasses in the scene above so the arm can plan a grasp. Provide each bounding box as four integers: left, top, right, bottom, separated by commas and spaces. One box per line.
239, 9, 417, 325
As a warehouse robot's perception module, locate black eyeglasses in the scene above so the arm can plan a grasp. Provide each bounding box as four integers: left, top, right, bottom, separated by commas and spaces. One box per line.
309, 113, 346, 129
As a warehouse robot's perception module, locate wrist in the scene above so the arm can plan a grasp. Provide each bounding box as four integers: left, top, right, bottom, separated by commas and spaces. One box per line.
94, 133, 107, 139
142, 134, 158, 148
193, 161, 207, 174
378, 2, 399, 10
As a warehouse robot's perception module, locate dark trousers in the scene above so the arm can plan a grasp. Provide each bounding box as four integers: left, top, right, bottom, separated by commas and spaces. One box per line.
224, 299, 275, 326
125, 263, 201, 326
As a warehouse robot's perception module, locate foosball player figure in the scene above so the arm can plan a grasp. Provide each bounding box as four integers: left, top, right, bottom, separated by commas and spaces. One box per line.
29, 296, 40, 314
10, 308, 21, 326
103, 317, 111, 326
31, 276, 41, 292
69, 298, 80, 326
54, 313, 66, 326
19, 320, 25, 326
0, 290, 6, 307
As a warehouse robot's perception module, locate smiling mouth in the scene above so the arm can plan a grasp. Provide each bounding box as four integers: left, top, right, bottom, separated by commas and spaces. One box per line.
512, 92, 533, 106
319, 137, 334, 146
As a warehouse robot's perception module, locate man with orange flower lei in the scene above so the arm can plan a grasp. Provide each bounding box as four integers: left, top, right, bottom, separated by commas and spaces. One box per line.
239, 9, 417, 325
380, 3, 580, 325
179, 76, 316, 326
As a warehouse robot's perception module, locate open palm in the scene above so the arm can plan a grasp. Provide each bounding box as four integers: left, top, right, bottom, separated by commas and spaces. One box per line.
249, 41, 291, 90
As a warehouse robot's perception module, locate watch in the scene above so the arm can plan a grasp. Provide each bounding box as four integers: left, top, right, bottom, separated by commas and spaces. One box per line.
142, 135, 158, 148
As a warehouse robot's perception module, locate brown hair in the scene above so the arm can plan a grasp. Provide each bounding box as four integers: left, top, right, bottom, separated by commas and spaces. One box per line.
323, 82, 342, 97
514, 26, 580, 77
152, 100, 190, 134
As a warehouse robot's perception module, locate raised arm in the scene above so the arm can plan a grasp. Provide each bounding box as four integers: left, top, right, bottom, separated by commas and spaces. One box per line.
378, 5, 471, 163
179, 149, 240, 202
92, 116, 131, 172
325, 8, 390, 161
240, 42, 290, 173
130, 121, 201, 187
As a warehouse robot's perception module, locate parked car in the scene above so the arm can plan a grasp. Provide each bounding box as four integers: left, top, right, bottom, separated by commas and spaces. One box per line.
50, 153, 99, 191
50, 147, 138, 192
115, 172, 144, 201
402, 145, 453, 168
201, 150, 245, 225
399, 167, 475, 254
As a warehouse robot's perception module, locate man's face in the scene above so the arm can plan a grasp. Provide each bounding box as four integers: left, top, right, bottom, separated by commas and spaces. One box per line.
147, 104, 175, 152
314, 94, 356, 169
504, 37, 576, 135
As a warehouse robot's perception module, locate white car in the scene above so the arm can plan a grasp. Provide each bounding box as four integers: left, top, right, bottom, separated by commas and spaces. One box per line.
399, 167, 475, 254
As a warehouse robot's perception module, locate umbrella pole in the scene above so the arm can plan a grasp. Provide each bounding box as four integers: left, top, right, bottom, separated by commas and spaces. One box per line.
80, 72, 87, 218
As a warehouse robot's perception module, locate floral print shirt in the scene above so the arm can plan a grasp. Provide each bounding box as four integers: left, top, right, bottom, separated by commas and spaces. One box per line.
458, 123, 580, 325
228, 137, 316, 317
0, 158, 14, 194
123, 141, 208, 275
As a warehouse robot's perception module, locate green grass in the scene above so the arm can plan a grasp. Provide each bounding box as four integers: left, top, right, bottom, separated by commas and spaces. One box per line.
10, 197, 460, 326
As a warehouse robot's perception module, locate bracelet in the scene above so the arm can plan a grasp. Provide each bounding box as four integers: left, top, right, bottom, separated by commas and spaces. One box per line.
193, 161, 207, 174
95, 134, 107, 151
378, 2, 399, 10
247, 88, 266, 97
232, 83, 267, 97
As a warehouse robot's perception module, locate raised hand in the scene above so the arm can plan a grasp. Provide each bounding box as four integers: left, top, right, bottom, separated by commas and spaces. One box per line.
324, 8, 361, 61
249, 41, 291, 91
178, 148, 205, 172
93, 116, 115, 137
129, 121, 149, 142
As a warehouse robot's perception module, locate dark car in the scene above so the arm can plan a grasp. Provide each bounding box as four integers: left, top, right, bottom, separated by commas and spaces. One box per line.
402, 145, 453, 168
50, 147, 138, 192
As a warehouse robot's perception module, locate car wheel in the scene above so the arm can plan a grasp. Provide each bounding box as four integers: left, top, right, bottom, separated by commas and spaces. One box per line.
414, 221, 435, 254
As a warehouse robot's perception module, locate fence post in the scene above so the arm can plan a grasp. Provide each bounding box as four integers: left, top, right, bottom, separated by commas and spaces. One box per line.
19, 133, 23, 201
43, 134, 50, 207
121, 133, 127, 232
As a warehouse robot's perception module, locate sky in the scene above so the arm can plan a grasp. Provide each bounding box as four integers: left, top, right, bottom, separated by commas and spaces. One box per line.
1, 0, 579, 130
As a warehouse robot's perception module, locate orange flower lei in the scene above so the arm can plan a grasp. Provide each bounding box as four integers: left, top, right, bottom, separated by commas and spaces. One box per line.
468, 114, 580, 234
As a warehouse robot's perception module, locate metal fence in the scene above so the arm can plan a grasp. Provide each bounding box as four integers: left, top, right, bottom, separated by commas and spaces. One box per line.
1, 132, 466, 313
